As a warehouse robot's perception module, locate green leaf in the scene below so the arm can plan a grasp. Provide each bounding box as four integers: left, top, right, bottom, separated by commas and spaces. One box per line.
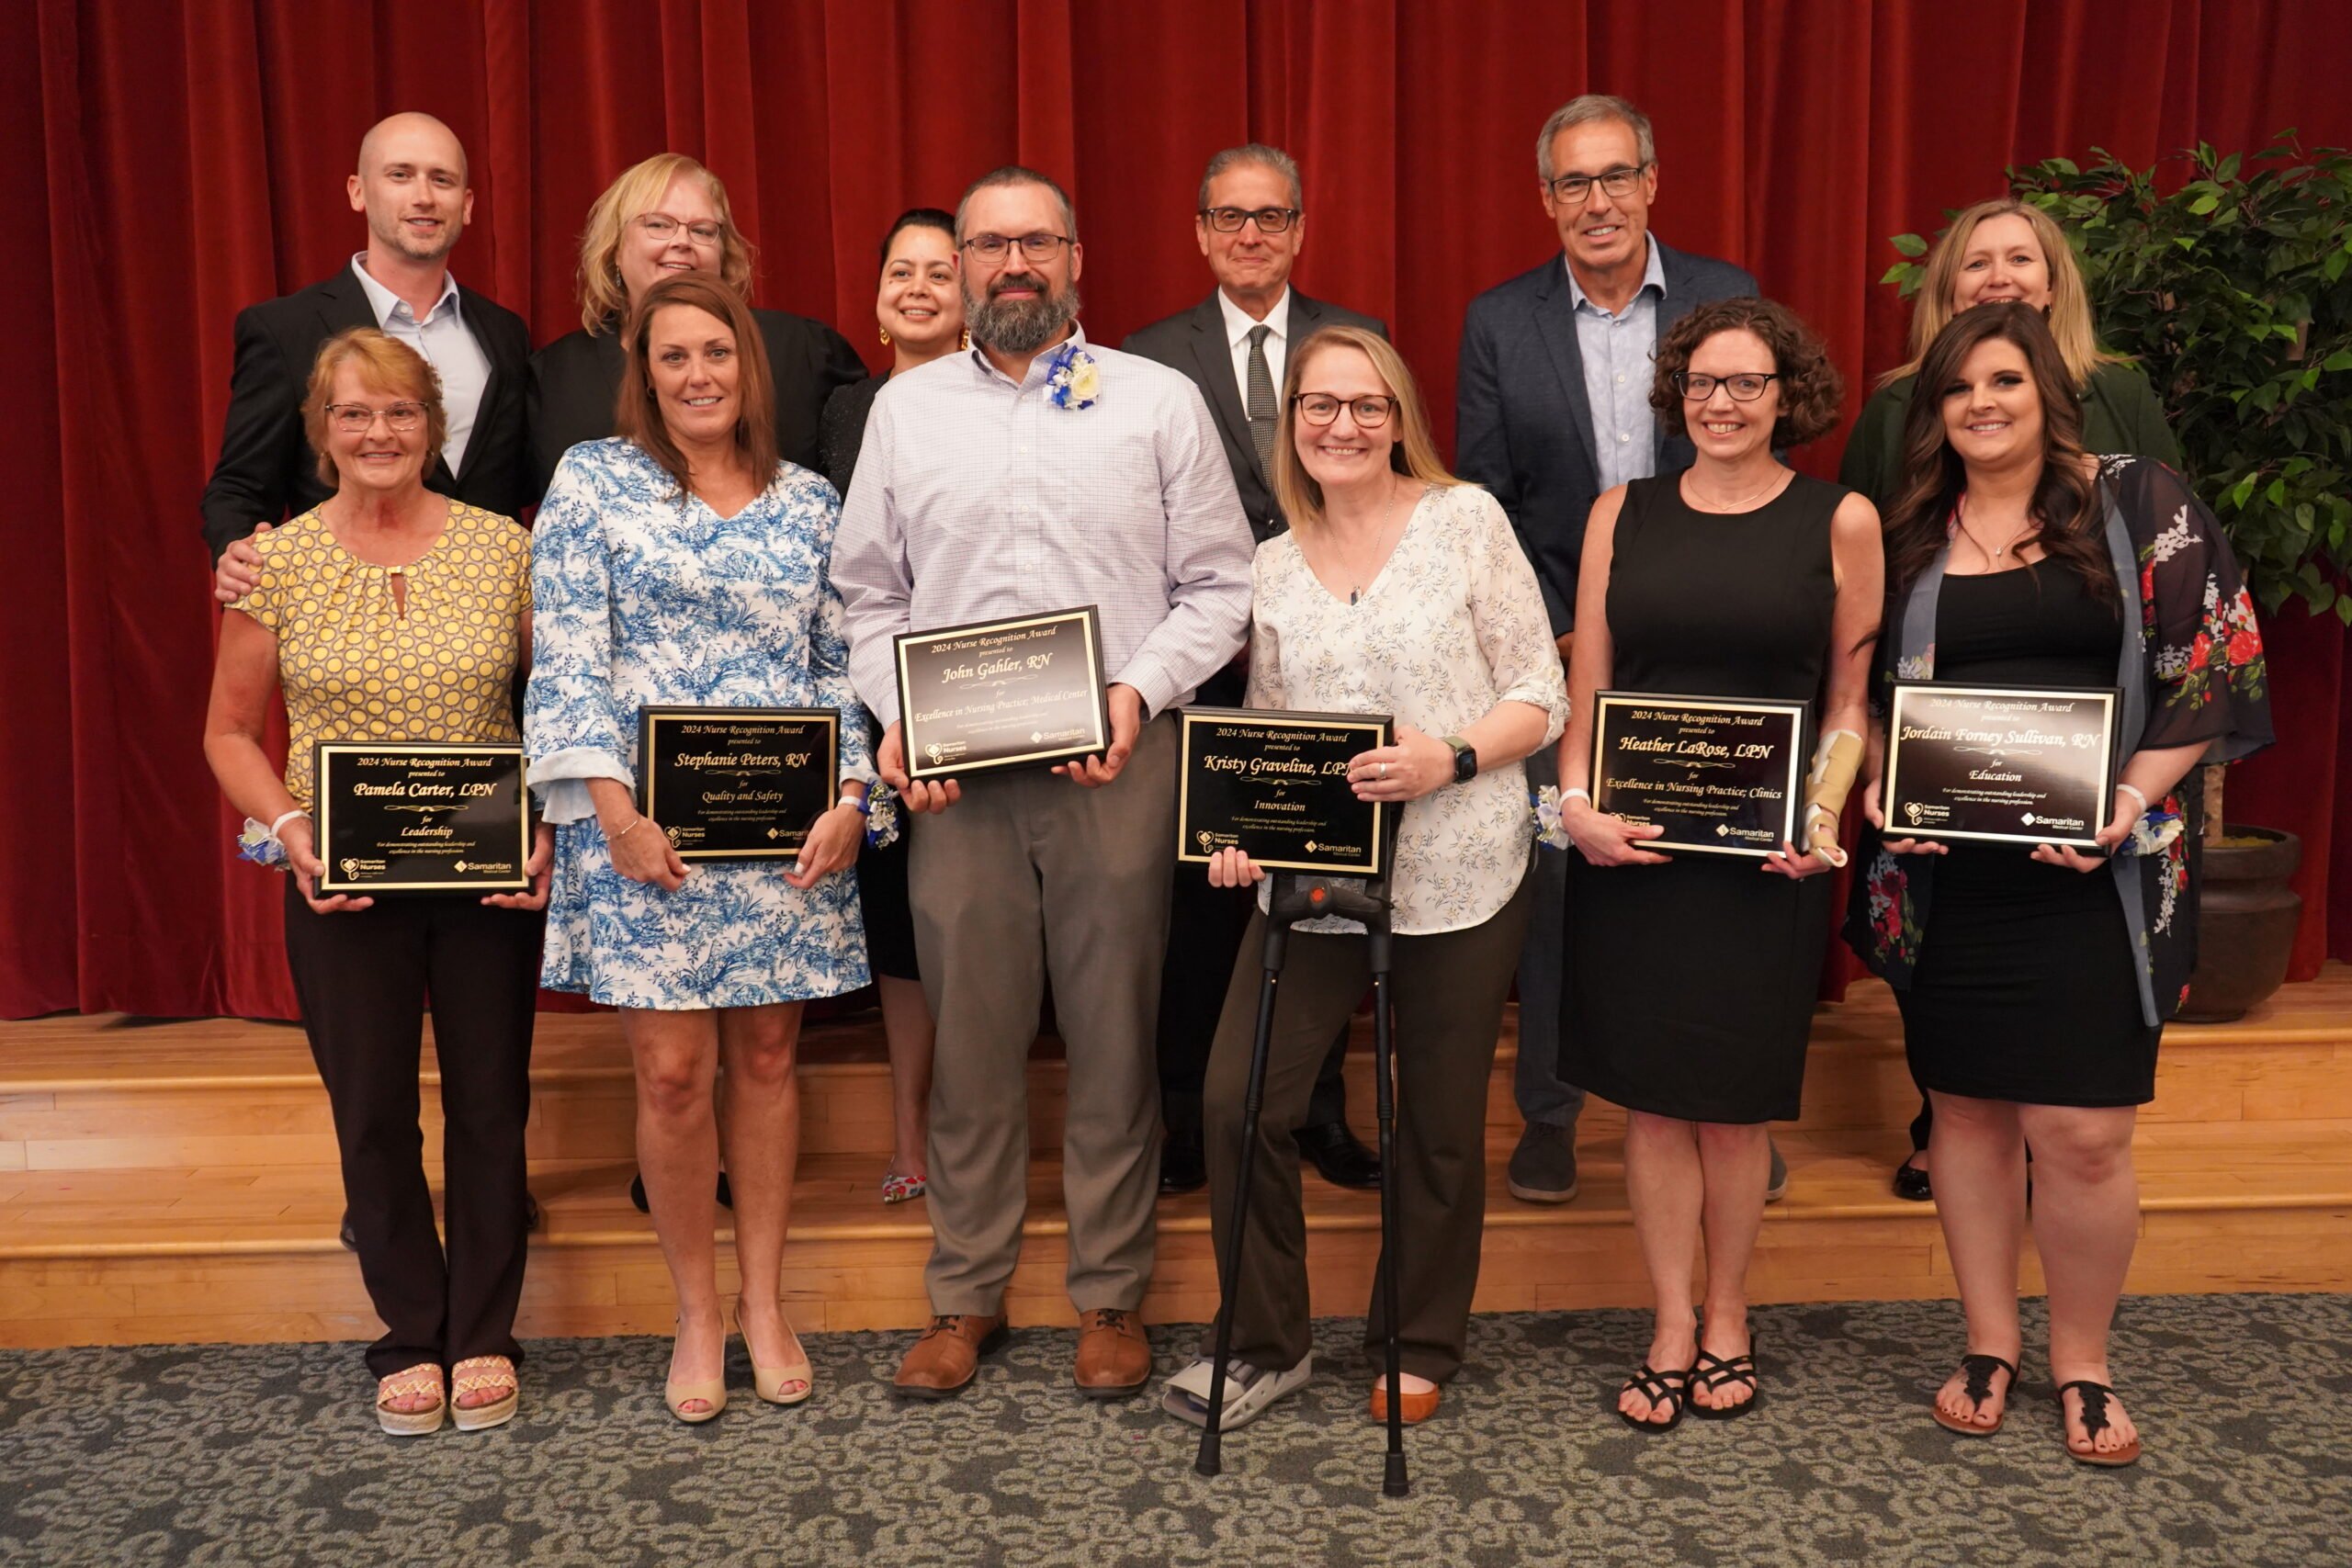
2188, 191, 2222, 215
1890, 232, 1928, 257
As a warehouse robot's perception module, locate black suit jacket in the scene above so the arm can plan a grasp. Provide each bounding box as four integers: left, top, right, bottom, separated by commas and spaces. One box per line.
199, 266, 533, 560
526, 308, 869, 504
1125, 288, 1387, 542
1454, 240, 1757, 632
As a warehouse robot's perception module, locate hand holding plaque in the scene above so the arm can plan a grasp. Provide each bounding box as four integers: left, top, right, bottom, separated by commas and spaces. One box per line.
895, 607, 1112, 782
311, 742, 534, 897
1882, 683, 2119, 850
1589, 694, 1810, 859
1178, 707, 1393, 876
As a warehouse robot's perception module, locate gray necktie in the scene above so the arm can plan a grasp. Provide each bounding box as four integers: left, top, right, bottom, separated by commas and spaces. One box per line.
1245, 323, 1277, 475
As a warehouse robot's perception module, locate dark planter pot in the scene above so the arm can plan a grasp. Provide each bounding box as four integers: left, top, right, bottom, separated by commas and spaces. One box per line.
2178, 826, 2301, 1023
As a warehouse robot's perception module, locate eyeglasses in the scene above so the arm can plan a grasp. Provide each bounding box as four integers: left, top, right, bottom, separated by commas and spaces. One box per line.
1199, 206, 1301, 234
636, 213, 724, 247
1672, 371, 1780, 402
960, 232, 1074, 263
324, 401, 427, 434
1546, 164, 1649, 204
1292, 392, 1397, 428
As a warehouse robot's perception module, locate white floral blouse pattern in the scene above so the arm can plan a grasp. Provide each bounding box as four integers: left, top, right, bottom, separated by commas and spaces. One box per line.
1246, 483, 1567, 935
525, 439, 872, 1010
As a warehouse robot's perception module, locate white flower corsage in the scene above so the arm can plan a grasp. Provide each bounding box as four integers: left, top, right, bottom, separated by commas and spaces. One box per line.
1044, 343, 1101, 411
1532, 785, 1572, 852
236, 817, 290, 870
861, 786, 902, 850
2120, 807, 2184, 858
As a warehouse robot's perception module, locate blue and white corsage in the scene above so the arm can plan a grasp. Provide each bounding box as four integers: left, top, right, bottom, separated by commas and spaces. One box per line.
860, 785, 902, 850
1532, 784, 1572, 852
1044, 343, 1101, 412
237, 817, 290, 869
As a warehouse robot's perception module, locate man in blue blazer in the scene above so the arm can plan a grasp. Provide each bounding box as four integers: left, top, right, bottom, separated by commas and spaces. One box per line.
1455, 96, 1776, 1207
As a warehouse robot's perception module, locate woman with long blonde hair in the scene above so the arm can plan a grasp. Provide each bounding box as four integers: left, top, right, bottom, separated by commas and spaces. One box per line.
1838, 196, 2182, 1201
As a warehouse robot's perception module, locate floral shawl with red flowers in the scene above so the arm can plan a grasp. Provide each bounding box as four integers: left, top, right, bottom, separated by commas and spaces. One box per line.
1844, 455, 2273, 1025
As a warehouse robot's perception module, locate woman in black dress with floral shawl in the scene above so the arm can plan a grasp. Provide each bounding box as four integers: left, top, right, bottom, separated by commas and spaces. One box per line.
1849, 303, 2270, 1467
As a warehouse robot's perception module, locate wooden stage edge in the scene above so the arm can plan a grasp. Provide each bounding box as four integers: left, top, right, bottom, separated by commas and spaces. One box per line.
2, 966, 2347, 1348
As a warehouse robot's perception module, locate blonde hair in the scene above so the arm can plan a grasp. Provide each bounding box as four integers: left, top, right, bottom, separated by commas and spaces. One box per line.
576, 153, 756, 333
1272, 325, 1463, 530
1884, 197, 2120, 389
300, 328, 446, 482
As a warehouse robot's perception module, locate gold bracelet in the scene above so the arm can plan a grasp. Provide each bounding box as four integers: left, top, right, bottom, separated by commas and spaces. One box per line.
612, 816, 645, 841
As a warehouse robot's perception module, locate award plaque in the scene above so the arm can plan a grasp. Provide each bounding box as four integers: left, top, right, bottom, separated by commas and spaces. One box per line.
312, 741, 531, 895
1589, 693, 1809, 857
895, 607, 1112, 780
1176, 706, 1393, 876
1883, 682, 2119, 848
637, 706, 840, 861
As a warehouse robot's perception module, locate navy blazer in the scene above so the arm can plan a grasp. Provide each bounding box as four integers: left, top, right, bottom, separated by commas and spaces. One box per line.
1454, 240, 1756, 632
1125, 288, 1386, 543
199, 267, 533, 560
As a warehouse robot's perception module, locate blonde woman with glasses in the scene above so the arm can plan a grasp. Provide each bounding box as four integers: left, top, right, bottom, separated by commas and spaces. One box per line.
1161, 324, 1566, 1434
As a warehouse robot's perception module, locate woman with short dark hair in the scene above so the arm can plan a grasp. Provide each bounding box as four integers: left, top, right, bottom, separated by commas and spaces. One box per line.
527, 272, 873, 1422
1850, 301, 2269, 1465
1554, 296, 1883, 1431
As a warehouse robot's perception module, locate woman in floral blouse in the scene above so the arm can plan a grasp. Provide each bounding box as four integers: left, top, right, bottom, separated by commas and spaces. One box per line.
1848, 302, 2270, 1467
1159, 325, 1566, 1433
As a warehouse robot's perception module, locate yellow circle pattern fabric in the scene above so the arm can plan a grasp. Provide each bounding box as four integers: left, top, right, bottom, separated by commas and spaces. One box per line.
232, 502, 530, 807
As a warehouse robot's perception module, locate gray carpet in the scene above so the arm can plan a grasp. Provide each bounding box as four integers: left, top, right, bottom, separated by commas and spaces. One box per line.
3, 1294, 2347, 1566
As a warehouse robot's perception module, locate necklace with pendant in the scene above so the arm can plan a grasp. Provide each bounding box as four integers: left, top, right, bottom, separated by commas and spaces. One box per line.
1343, 481, 1409, 605
1956, 493, 2034, 563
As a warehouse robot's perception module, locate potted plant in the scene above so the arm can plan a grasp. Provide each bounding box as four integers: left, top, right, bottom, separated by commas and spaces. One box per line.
1884, 134, 2352, 1020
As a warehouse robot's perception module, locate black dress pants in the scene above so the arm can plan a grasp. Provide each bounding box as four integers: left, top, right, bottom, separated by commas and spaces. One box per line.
282, 880, 540, 1378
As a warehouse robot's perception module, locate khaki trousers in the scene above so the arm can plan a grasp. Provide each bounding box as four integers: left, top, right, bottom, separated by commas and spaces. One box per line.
1202, 868, 1532, 1382
910, 716, 1177, 1314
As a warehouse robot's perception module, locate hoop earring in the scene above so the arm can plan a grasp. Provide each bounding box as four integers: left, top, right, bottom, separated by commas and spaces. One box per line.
879, 326, 892, 346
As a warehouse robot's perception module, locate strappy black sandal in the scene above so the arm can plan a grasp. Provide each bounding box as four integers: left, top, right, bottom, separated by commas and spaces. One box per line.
1616, 1362, 1691, 1434
1689, 1339, 1760, 1419
1931, 1353, 2017, 1436
2058, 1379, 2143, 1468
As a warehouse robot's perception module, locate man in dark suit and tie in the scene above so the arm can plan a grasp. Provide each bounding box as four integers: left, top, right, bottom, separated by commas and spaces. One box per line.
1125, 143, 1385, 1197
1455, 95, 1784, 1207
203, 111, 532, 602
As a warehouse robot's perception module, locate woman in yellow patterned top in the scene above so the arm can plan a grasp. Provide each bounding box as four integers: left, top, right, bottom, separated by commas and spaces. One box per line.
204, 329, 550, 1438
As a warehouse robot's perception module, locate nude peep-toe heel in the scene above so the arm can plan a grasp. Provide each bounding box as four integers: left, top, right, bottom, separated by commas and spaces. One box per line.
665, 1315, 728, 1424
736, 1298, 815, 1406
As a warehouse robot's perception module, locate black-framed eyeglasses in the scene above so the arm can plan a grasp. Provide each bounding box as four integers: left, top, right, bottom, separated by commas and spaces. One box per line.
325, 400, 428, 434
1546, 164, 1649, 204
1291, 392, 1397, 428
1199, 206, 1301, 234
1672, 371, 1779, 402
961, 232, 1074, 262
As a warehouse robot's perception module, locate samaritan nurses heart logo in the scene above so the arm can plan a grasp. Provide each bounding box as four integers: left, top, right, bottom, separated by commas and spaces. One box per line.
1904, 802, 1923, 825
1196, 830, 1215, 852
339, 858, 360, 878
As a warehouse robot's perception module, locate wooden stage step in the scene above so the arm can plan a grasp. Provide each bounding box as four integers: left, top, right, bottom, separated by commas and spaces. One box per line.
3, 967, 2348, 1348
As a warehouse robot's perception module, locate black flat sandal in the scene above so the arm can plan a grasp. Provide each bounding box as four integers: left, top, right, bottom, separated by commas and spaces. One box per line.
1931, 1353, 2017, 1436
1616, 1363, 1691, 1434
1690, 1341, 1760, 1420
2058, 1379, 2143, 1468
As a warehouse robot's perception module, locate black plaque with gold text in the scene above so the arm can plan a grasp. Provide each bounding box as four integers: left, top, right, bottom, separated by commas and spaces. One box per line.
1589, 693, 1808, 857
312, 741, 531, 895
1883, 682, 2118, 848
1176, 706, 1393, 876
895, 608, 1112, 780
637, 706, 840, 861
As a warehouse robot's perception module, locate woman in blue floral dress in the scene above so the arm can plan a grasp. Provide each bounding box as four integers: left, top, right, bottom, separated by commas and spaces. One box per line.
527, 274, 871, 1422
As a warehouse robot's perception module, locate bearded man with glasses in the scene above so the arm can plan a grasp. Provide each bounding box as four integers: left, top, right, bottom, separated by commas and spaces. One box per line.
833, 165, 1254, 1403
1125, 143, 1389, 1205
1453, 95, 1781, 1213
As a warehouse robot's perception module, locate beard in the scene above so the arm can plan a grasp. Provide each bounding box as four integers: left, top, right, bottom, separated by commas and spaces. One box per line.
370, 208, 460, 265
965, 275, 1080, 356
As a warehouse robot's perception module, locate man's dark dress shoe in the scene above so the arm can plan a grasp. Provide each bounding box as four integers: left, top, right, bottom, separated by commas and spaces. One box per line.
1159, 1135, 1207, 1195
1295, 1120, 1381, 1190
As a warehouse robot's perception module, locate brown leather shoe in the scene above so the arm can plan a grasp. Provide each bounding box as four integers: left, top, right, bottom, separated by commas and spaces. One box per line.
1073, 1307, 1151, 1397
892, 1314, 1007, 1400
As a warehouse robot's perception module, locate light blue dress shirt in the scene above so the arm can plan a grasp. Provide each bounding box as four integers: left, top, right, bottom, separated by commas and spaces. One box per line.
346, 254, 491, 479
1564, 238, 1668, 493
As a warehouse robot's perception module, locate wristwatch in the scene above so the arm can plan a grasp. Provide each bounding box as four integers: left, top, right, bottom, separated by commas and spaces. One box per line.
1442, 735, 1478, 784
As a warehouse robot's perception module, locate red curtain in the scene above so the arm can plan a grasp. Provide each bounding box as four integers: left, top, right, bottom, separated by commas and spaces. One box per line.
7, 0, 2348, 1020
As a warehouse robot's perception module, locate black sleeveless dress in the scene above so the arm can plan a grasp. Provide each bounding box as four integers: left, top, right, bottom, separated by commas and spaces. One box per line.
1558, 472, 1842, 1124
1897, 564, 2158, 1106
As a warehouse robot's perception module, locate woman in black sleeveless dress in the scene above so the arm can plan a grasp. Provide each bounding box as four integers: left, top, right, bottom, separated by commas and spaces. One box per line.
1849, 303, 2269, 1466
1555, 299, 1883, 1430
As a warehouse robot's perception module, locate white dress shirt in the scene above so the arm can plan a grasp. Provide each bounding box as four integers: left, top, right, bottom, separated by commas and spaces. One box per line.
348, 254, 492, 479
832, 324, 1254, 728
1563, 237, 1668, 492
1219, 285, 1292, 408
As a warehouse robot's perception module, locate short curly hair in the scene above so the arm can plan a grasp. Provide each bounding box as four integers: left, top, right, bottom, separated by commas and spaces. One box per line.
1650, 297, 1843, 447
